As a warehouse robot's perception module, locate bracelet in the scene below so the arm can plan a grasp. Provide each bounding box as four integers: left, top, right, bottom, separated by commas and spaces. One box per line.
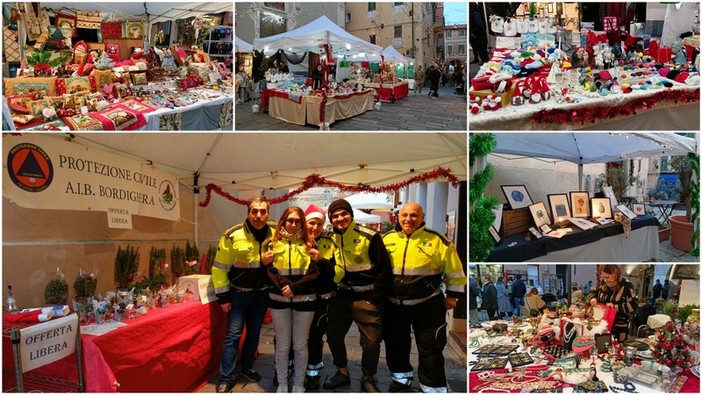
609, 381, 637, 393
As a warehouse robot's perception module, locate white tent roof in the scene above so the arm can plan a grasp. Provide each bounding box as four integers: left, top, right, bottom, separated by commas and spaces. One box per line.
40, 2, 231, 24
360, 45, 412, 64
322, 208, 381, 224
68, 133, 467, 191
493, 133, 697, 165
343, 192, 394, 210
253, 15, 382, 56
235, 36, 253, 53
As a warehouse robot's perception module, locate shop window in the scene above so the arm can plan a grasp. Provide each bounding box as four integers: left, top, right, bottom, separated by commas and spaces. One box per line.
447, 45, 453, 55
369, 34, 376, 44
459, 30, 466, 37
368, 3, 376, 12
346, 12, 351, 23
447, 30, 452, 38
394, 25, 402, 38
459, 44, 465, 54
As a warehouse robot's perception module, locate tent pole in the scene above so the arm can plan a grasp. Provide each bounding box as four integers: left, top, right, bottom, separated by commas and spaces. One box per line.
578, 163, 583, 191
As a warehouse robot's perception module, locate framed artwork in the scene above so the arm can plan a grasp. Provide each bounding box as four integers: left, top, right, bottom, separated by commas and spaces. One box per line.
529, 201, 551, 228
540, 224, 553, 234
569, 191, 590, 218
591, 198, 613, 219
501, 185, 534, 210
489, 226, 501, 243
492, 203, 503, 232
547, 194, 571, 222
602, 186, 619, 207
616, 204, 637, 220
528, 226, 543, 239
595, 333, 613, 354
633, 204, 645, 216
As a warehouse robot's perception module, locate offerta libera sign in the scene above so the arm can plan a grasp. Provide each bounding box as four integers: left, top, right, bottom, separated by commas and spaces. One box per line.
3, 134, 180, 222
17, 314, 78, 373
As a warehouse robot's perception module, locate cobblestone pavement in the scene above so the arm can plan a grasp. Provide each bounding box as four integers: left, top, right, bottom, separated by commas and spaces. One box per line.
235, 85, 467, 131
198, 321, 467, 393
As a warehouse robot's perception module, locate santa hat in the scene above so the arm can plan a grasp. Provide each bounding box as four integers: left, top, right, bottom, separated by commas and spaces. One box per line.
305, 204, 326, 223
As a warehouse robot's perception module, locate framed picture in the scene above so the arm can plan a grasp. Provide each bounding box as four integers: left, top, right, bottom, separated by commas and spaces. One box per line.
501, 185, 534, 210
616, 204, 637, 220
529, 201, 551, 228
602, 186, 619, 207
595, 333, 612, 354
569, 191, 590, 218
547, 194, 571, 223
540, 224, 553, 234
633, 204, 645, 216
528, 226, 543, 239
591, 198, 613, 219
493, 203, 503, 232
489, 226, 501, 243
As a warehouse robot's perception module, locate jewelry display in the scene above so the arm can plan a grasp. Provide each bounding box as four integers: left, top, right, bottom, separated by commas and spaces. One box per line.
471, 357, 509, 371
473, 344, 520, 356
609, 381, 636, 393
508, 352, 535, 367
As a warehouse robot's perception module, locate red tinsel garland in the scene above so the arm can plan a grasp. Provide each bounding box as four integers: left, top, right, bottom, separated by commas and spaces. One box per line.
199, 167, 460, 207
531, 88, 700, 124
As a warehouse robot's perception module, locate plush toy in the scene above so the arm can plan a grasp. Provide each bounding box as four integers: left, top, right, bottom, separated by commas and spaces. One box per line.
130, 47, 144, 61
161, 49, 178, 72
482, 95, 501, 111
73, 40, 88, 64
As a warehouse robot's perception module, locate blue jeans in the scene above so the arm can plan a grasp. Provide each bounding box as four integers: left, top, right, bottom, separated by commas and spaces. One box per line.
513, 297, 524, 316
218, 290, 268, 385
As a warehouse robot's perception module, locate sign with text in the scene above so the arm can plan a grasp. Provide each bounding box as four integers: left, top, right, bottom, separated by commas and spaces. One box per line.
19, 314, 78, 372
3, 134, 180, 221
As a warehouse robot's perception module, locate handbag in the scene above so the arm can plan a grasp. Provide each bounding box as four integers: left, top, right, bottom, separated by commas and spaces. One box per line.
526, 298, 539, 317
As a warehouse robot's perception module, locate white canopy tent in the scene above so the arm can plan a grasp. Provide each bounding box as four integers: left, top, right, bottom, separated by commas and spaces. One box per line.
40, 2, 231, 25
343, 192, 394, 210
253, 15, 382, 57
363, 45, 412, 64
235, 36, 253, 53
492, 133, 698, 189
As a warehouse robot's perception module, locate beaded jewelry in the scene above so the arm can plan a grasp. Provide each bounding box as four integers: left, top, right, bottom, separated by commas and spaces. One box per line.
609, 381, 637, 393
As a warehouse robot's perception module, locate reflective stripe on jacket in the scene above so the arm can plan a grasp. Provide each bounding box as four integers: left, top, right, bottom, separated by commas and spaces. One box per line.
265, 238, 319, 311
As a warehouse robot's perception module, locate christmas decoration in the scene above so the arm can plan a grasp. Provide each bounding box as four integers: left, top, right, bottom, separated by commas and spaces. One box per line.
651, 319, 695, 370
198, 167, 460, 207
44, 267, 69, 305
114, 244, 140, 289
689, 152, 700, 257
469, 134, 499, 262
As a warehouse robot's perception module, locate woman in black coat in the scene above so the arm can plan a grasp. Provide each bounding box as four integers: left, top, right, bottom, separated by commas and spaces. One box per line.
481, 275, 498, 321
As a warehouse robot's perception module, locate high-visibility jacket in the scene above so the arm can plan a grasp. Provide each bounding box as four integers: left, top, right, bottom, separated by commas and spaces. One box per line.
314, 233, 342, 297
382, 224, 466, 302
265, 238, 319, 311
331, 221, 392, 305
212, 220, 275, 303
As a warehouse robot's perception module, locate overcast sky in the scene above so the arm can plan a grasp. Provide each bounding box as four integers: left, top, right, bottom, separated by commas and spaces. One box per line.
444, 1, 467, 25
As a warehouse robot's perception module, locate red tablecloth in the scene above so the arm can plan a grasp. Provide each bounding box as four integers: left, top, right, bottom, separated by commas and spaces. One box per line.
371, 82, 409, 101
4, 301, 227, 392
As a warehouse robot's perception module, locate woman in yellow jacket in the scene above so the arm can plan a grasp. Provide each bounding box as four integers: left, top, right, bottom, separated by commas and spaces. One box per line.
266, 206, 319, 393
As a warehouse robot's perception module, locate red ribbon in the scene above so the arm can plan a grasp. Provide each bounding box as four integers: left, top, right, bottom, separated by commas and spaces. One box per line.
199, 167, 461, 207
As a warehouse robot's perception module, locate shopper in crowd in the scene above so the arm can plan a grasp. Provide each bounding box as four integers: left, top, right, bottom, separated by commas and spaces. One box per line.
496, 277, 512, 318
413, 65, 425, 96
469, 2, 489, 65
525, 287, 546, 317
507, 279, 515, 311
481, 275, 498, 321
381, 202, 466, 392
583, 280, 593, 294
454, 63, 465, 95
212, 196, 274, 393
469, 275, 481, 326
311, 64, 325, 90
669, 279, 679, 301
570, 285, 583, 305
592, 264, 639, 342
427, 65, 441, 98
324, 199, 392, 393
278, 60, 290, 73
511, 274, 526, 317
662, 279, 671, 299
652, 279, 662, 300
302, 205, 340, 391
266, 206, 319, 393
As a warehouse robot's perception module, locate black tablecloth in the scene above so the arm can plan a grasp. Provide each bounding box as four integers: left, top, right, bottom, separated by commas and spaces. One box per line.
488, 216, 660, 262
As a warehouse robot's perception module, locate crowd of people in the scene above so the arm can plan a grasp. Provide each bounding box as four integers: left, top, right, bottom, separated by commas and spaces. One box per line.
469, 265, 684, 342
211, 197, 466, 393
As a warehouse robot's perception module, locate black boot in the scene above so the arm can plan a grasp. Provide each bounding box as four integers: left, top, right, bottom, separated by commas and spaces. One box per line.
360, 377, 380, 392
304, 375, 321, 391
389, 380, 421, 393
323, 371, 350, 389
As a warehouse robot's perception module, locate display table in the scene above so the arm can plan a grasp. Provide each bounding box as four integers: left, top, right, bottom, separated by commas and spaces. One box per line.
3, 300, 227, 392
646, 199, 678, 227
366, 81, 409, 102
468, 326, 700, 393
262, 88, 375, 127
488, 215, 659, 262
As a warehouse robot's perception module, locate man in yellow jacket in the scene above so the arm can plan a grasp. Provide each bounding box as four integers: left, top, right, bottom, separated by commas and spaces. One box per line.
212, 196, 275, 393
382, 202, 466, 392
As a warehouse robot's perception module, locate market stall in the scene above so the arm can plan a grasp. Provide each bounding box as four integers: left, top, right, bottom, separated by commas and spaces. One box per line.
253, 15, 382, 128
2, 2, 233, 131
363, 45, 412, 102
469, 3, 700, 130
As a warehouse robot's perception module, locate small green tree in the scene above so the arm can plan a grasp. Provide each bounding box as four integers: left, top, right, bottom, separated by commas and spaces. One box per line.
469, 133, 499, 262
114, 245, 140, 288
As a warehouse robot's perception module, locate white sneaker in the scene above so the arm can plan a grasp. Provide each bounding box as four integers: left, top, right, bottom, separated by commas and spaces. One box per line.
277, 384, 288, 393
291, 385, 305, 393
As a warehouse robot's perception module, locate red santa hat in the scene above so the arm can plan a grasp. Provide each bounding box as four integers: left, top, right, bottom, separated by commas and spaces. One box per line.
305, 204, 326, 223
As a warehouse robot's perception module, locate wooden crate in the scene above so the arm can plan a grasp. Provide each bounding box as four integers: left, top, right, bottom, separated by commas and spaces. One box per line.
502, 207, 533, 236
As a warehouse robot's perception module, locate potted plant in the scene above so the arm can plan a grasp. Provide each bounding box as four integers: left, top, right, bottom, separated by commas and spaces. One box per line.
45, 267, 68, 305
73, 269, 97, 324
114, 245, 140, 289
668, 153, 700, 253
170, 244, 187, 282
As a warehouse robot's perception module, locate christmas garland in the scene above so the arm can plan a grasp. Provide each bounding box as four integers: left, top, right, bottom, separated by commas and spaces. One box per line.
531, 88, 700, 124
469, 133, 499, 262
689, 152, 700, 257
198, 167, 460, 207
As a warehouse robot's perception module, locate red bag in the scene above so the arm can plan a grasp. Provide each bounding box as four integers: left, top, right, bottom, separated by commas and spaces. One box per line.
470, 76, 493, 91
600, 303, 617, 332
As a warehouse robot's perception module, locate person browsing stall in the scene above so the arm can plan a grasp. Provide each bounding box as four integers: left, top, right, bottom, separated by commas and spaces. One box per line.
302, 204, 342, 391
591, 264, 639, 342
381, 202, 466, 393
212, 196, 275, 393
324, 199, 392, 393
525, 287, 546, 317
265, 206, 319, 393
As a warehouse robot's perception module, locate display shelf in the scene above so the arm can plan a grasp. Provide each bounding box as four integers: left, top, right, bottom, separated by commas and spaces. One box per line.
205, 25, 232, 64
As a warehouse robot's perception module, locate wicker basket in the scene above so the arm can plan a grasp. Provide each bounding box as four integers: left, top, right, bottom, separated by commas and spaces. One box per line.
469, 87, 515, 109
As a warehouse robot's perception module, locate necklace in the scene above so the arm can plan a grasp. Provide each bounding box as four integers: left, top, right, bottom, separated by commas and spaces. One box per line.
609, 382, 637, 393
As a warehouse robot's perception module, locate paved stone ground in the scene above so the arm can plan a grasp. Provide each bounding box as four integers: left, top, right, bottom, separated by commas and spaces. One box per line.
198, 321, 467, 393
235, 85, 467, 131
654, 208, 698, 262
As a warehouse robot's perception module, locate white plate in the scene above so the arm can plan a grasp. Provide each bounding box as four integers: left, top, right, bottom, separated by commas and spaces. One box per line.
591, 305, 605, 320
637, 350, 653, 359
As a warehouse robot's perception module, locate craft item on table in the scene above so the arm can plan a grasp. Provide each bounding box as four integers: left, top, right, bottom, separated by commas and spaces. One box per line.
2, 309, 53, 324
42, 106, 57, 121
471, 357, 509, 371
119, 98, 158, 113
574, 380, 608, 393
104, 43, 121, 64
101, 21, 123, 39
572, 336, 596, 358
125, 21, 145, 39
508, 352, 534, 367
91, 104, 147, 130
473, 344, 520, 356
76, 11, 102, 29
95, 51, 115, 70
62, 114, 104, 130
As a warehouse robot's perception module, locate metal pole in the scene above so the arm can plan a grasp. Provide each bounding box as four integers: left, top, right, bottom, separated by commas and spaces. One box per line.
12, 328, 23, 392
76, 317, 85, 392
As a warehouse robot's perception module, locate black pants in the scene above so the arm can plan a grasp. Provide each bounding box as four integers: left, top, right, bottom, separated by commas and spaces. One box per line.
306, 298, 331, 376
327, 289, 383, 379
383, 294, 448, 390
486, 308, 498, 320
429, 82, 439, 97
470, 35, 489, 64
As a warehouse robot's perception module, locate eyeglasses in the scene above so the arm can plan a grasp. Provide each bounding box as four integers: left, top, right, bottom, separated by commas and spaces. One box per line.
286, 218, 302, 225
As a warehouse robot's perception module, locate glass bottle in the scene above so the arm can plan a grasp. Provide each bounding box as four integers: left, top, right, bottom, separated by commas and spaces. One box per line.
6, 285, 17, 312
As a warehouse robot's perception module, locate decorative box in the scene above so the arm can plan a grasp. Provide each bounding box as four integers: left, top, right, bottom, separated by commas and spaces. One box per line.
178, 275, 216, 304
501, 207, 532, 236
